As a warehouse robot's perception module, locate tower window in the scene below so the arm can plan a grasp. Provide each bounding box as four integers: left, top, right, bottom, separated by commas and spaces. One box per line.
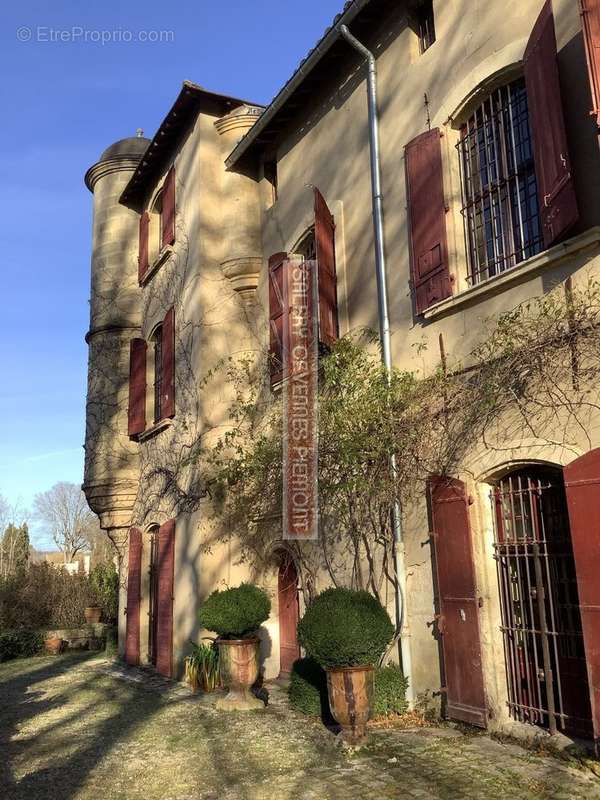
416, 1, 436, 54
264, 160, 278, 205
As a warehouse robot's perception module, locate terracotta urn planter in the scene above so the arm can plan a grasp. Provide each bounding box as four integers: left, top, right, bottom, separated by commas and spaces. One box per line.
326, 665, 375, 745
215, 637, 263, 711
45, 635, 64, 656
84, 606, 102, 624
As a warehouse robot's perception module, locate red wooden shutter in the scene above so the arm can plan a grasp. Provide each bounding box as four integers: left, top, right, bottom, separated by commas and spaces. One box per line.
314, 188, 339, 347
161, 307, 175, 419
268, 252, 288, 386
156, 519, 176, 677
138, 211, 150, 284
581, 0, 600, 127
564, 448, 600, 748
128, 338, 147, 436
125, 528, 142, 666
524, 0, 579, 247
405, 129, 451, 315
429, 476, 488, 727
161, 167, 176, 248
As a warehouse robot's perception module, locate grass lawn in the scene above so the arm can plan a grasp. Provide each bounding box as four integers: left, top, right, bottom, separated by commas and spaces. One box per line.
2, 653, 600, 800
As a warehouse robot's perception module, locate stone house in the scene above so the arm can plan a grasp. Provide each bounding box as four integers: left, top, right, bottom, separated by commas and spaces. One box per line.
84, 0, 600, 748
32, 550, 92, 576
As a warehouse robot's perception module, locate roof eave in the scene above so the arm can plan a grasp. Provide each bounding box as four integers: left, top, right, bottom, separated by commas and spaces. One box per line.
225, 0, 373, 170
121, 81, 265, 208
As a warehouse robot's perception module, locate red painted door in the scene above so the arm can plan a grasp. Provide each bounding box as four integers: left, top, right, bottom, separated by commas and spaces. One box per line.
564, 449, 600, 749
278, 555, 300, 676
430, 476, 488, 727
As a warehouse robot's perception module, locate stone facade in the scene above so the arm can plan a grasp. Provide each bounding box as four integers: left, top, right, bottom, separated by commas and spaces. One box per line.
84, 0, 600, 746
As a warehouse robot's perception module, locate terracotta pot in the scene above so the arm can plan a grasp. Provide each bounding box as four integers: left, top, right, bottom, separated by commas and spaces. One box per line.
45, 636, 64, 656
84, 606, 102, 624
215, 637, 263, 711
326, 665, 375, 745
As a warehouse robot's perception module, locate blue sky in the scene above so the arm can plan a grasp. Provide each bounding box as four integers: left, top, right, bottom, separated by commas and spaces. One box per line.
0, 0, 342, 547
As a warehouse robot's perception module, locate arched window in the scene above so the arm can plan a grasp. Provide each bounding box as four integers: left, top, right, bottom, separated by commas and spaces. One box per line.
151, 324, 163, 424
457, 77, 543, 285
296, 229, 316, 262
150, 189, 163, 262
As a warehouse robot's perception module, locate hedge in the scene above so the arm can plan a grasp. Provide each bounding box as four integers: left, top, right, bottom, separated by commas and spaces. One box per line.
0, 629, 44, 663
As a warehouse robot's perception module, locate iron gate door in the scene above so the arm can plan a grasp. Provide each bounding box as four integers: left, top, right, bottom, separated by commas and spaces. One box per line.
148, 528, 160, 666
430, 476, 488, 727
493, 469, 591, 738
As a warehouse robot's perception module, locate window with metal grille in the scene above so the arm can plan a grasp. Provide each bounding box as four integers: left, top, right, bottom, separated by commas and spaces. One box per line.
457, 77, 543, 285
153, 325, 163, 424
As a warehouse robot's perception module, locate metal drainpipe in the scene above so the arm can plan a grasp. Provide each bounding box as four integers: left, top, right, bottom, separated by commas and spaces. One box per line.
338, 24, 414, 707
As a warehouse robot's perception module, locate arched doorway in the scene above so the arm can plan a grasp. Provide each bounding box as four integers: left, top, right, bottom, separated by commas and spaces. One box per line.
147, 525, 160, 667
492, 466, 592, 738
278, 553, 300, 676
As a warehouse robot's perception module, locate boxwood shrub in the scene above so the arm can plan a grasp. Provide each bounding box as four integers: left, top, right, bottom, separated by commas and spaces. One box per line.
288, 658, 408, 718
287, 657, 329, 717
297, 587, 394, 667
373, 664, 409, 717
198, 583, 270, 639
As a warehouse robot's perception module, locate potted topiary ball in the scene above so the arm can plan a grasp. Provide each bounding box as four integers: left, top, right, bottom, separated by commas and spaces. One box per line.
297, 587, 394, 744
198, 583, 270, 711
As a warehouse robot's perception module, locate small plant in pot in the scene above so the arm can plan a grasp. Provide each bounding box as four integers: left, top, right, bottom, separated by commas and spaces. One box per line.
84, 583, 102, 624
297, 587, 394, 745
184, 640, 221, 693
198, 583, 270, 711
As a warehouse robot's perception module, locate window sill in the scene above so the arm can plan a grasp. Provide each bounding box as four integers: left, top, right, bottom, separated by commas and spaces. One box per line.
140, 245, 174, 286
136, 417, 173, 442
422, 227, 600, 321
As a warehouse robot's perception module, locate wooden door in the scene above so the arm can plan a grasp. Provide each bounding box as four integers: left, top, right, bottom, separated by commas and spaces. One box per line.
430, 476, 488, 727
278, 555, 300, 676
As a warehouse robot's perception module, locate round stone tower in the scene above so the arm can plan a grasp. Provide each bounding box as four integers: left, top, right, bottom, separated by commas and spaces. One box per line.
215, 106, 264, 304
83, 135, 149, 534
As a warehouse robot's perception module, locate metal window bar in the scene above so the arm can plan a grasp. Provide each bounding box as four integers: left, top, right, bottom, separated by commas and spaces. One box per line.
457, 78, 543, 285
491, 471, 591, 736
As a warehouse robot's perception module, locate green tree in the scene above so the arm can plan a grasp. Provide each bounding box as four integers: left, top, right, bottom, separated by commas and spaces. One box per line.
0, 523, 30, 578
